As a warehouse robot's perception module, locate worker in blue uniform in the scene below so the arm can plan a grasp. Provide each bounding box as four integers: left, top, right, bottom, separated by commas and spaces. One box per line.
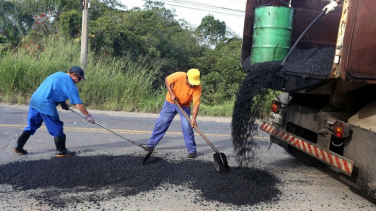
12, 66, 95, 157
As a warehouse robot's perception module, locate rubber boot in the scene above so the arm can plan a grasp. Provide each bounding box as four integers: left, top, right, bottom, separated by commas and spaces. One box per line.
12, 131, 31, 155
54, 135, 76, 157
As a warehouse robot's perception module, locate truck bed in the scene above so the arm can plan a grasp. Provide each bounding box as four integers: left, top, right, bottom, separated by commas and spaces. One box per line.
242, 0, 376, 84
247, 47, 335, 92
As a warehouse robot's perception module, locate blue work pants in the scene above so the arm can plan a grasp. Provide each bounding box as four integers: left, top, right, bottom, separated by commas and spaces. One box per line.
148, 100, 197, 154
23, 107, 65, 137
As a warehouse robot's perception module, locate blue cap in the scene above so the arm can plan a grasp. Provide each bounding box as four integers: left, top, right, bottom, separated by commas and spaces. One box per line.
70, 66, 86, 80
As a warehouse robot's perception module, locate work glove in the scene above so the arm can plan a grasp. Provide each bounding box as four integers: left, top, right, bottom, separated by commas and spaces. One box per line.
85, 113, 95, 124
322, 1, 338, 15
61, 102, 69, 110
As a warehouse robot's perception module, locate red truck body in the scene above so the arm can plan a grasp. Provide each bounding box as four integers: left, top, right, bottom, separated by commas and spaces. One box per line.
240, 0, 376, 200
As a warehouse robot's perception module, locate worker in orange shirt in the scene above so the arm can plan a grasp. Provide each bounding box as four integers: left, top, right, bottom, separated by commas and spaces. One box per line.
146, 69, 202, 158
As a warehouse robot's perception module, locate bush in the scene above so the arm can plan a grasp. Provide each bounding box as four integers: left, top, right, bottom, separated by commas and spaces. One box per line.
59, 10, 82, 38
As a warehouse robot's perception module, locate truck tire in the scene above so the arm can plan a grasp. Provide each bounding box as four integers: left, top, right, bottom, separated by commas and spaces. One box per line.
286, 145, 327, 167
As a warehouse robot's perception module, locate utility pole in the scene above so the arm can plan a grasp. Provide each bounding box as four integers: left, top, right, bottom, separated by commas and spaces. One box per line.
80, 0, 89, 68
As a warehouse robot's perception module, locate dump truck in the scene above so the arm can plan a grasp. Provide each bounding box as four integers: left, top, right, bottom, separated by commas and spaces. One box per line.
239, 0, 376, 200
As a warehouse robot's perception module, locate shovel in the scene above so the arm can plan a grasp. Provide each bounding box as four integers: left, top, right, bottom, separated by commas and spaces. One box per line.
175, 101, 230, 173
68, 108, 152, 164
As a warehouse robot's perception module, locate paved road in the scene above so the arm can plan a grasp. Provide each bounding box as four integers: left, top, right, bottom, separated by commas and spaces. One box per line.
0, 104, 375, 210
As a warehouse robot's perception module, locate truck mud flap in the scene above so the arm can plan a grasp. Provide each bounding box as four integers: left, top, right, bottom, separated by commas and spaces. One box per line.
261, 122, 354, 176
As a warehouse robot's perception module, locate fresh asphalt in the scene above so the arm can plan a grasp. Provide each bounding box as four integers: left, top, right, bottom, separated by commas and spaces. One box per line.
0, 104, 375, 210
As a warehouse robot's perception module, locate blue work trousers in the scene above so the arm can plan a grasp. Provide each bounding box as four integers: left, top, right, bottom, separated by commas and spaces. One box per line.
23, 107, 65, 137
148, 100, 197, 154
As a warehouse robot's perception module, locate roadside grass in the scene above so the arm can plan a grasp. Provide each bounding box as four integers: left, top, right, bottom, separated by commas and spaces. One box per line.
0, 37, 273, 117
0, 38, 81, 97
199, 98, 235, 117
78, 57, 166, 112
0, 38, 169, 113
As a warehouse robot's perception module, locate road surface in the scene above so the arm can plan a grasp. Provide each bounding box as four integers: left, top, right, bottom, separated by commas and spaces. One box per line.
0, 104, 374, 210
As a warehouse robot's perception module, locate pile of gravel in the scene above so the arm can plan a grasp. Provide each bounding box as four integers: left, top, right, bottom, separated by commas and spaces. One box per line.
243, 47, 335, 77
281, 47, 335, 76
0, 155, 281, 208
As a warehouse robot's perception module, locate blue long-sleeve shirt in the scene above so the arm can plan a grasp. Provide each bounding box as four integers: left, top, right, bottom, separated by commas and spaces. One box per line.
29, 72, 83, 116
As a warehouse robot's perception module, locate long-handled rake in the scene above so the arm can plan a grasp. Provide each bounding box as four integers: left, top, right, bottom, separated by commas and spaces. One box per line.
68, 108, 153, 164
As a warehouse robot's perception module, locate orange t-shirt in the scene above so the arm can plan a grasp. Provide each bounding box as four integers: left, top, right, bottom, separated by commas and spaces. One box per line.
165, 72, 202, 107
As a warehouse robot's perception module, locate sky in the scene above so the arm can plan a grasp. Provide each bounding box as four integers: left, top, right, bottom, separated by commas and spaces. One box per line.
119, 0, 246, 36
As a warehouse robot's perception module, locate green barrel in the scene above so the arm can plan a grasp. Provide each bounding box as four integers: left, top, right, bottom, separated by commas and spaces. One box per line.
251, 6, 293, 66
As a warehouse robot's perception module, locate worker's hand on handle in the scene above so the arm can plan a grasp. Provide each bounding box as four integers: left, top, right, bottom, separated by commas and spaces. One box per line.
170, 95, 178, 104
191, 104, 200, 128
85, 113, 95, 124
191, 118, 198, 128
61, 102, 69, 110
323, 0, 338, 15
75, 104, 92, 123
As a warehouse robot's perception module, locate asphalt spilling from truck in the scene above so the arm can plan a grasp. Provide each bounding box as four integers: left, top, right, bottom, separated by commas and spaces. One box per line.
0, 154, 281, 209
232, 47, 335, 166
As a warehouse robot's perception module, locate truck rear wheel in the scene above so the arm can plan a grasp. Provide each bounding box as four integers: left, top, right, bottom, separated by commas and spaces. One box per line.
286, 145, 327, 167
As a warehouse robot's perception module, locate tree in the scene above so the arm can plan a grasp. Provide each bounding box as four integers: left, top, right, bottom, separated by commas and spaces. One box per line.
195, 14, 227, 46
0, 0, 34, 47
89, 0, 125, 21
89, 11, 147, 60
59, 10, 81, 38
89, 2, 206, 77
194, 37, 246, 105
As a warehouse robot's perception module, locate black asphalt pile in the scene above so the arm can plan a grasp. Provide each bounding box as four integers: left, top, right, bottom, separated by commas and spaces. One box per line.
281, 47, 335, 76
0, 155, 281, 208
232, 47, 334, 166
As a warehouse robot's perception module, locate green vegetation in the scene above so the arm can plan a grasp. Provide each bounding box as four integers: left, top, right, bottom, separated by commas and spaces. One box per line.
0, 0, 270, 117
0, 38, 166, 113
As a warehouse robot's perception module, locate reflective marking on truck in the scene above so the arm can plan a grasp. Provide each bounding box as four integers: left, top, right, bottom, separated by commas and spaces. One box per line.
323, 151, 330, 164
261, 122, 354, 176
314, 147, 322, 160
